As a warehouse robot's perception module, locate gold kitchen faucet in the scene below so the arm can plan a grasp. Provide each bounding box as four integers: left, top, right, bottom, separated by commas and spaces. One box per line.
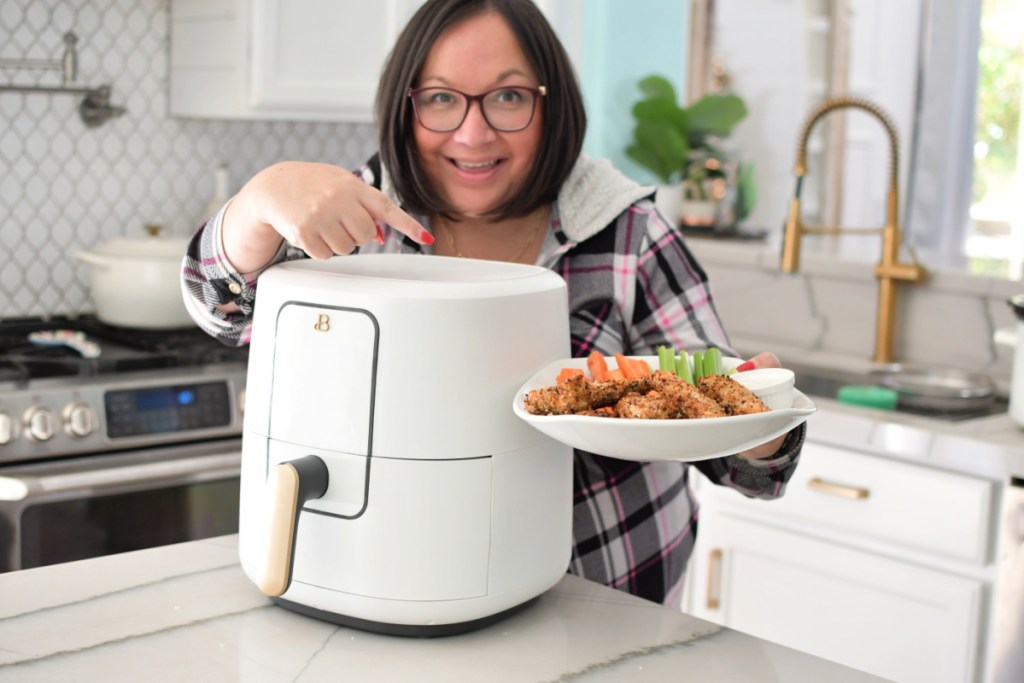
781, 96, 927, 365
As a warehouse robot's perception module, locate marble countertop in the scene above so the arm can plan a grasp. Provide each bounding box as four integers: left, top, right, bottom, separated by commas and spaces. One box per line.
805, 395, 1024, 479
0, 535, 885, 682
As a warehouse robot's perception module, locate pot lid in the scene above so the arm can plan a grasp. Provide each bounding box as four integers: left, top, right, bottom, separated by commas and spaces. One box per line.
88, 224, 189, 260
1010, 294, 1024, 322
875, 365, 995, 400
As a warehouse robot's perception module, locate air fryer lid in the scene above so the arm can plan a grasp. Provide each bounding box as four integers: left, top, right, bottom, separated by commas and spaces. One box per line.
254, 254, 570, 460
272, 251, 559, 287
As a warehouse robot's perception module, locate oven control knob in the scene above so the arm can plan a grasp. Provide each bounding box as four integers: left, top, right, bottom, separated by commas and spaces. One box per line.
63, 402, 97, 438
23, 406, 56, 442
0, 412, 16, 446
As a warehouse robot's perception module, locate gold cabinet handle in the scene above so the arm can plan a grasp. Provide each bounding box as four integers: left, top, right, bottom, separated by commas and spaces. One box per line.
808, 476, 870, 500
706, 548, 722, 610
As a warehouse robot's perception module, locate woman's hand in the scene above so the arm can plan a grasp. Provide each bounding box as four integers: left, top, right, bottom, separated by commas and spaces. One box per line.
221, 161, 433, 273
736, 352, 788, 461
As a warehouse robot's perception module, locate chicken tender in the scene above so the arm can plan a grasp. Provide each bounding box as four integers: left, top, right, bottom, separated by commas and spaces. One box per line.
588, 377, 652, 408
649, 370, 726, 418
576, 406, 619, 418
698, 374, 770, 415
616, 391, 680, 419
524, 373, 592, 415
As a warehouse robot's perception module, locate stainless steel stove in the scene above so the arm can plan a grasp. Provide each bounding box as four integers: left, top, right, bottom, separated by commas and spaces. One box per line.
0, 316, 249, 572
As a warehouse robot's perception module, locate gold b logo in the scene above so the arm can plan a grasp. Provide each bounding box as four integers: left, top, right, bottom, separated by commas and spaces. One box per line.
313, 314, 331, 332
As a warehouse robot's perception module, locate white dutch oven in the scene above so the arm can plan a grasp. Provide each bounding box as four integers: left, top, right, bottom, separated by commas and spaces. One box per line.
995, 294, 1024, 429
75, 225, 193, 329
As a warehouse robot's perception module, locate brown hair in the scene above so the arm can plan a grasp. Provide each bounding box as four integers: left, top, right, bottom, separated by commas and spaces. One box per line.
375, 0, 586, 221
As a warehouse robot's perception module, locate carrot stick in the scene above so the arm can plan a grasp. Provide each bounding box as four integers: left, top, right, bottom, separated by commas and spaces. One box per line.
605, 368, 626, 381
587, 351, 609, 381
614, 353, 650, 379
614, 352, 630, 378
556, 367, 584, 384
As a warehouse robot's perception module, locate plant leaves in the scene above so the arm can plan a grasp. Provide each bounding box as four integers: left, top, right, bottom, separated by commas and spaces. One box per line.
638, 75, 677, 102
627, 74, 749, 185
632, 99, 688, 136
628, 121, 689, 183
685, 94, 748, 137
627, 146, 673, 184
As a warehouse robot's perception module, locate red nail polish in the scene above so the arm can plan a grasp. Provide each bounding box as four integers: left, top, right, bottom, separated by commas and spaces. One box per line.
420, 229, 435, 245
376, 224, 385, 244
735, 360, 755, 372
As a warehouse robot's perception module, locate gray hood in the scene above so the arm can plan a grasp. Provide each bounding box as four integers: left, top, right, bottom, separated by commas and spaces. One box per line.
555, 154, 655, 242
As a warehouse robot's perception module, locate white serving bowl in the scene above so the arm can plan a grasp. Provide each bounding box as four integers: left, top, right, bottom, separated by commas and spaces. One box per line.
513, 356, 815, 462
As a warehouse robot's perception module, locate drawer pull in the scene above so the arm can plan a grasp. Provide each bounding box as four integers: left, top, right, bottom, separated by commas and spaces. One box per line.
706, 548, 722, 610
808, 477, 870, 500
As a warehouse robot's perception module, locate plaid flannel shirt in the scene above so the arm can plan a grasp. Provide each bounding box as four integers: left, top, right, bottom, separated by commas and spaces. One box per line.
181, 156, 804, 608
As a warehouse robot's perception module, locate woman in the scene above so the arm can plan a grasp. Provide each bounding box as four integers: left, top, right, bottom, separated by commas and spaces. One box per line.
182, 0, 804, 608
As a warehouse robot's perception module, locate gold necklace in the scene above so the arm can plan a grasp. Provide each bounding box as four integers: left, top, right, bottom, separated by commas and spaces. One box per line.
440, 219, 546, 263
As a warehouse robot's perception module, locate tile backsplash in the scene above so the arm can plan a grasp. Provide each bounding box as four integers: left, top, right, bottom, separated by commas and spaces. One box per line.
0, 0, 376, 318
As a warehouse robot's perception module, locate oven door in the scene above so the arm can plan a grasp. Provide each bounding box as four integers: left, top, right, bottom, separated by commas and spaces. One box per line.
0, 439, 241, 572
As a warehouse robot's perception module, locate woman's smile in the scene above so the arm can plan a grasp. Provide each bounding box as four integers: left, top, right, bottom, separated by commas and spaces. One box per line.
449, 157, 503, 176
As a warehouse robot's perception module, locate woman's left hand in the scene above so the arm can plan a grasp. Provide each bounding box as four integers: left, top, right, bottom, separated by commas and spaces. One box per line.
735, 352, 787, 460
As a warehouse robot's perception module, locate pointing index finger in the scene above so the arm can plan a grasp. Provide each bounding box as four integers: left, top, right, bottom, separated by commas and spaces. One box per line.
363, 189, 434, 245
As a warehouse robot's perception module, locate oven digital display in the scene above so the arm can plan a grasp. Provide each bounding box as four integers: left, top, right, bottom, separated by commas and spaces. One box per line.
135, 388, 196, 411
104, 382, 232, 438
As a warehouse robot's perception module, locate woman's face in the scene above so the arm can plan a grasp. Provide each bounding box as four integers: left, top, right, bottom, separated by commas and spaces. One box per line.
412, 11, 544, 219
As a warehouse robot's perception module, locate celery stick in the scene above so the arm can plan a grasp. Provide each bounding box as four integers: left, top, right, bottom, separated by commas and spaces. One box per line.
692, 351, 704, 381
676, 351, 694, 385
705, 347, 722, 376
658, 346, 674, 372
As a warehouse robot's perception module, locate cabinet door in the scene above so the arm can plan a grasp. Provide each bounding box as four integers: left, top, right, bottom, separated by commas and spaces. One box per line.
248, 0, 422, 119
690, 514, 983, 683
709, 442, 994, 564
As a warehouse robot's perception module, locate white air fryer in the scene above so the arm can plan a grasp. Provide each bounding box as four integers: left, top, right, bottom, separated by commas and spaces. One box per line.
239, 254, 572, 636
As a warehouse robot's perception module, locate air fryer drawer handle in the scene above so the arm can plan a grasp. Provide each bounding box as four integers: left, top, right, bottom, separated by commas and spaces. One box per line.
259, 455, 329, 597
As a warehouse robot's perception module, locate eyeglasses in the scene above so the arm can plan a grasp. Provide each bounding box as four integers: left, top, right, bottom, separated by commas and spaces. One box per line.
408, 85, 547, 133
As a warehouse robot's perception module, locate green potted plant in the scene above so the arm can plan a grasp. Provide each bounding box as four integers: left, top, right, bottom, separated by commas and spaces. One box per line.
626, 74, 756, 229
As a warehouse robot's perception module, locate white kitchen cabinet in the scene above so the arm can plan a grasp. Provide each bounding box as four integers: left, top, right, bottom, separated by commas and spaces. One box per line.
169, 0, 424, 121
688, 441, 995, 683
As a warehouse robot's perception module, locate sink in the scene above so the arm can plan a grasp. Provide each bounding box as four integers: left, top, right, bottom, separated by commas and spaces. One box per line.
786, 363, 1008, 422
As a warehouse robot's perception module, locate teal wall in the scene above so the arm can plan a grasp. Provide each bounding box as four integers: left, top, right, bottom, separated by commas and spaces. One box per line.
580, 0, 690, 185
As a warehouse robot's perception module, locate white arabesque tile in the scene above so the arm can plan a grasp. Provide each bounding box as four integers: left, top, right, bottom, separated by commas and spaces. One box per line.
0, 0, 377, 318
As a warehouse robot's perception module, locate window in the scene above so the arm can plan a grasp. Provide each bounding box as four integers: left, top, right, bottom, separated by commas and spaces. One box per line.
711, 0, 1024, 281
966, 0, 1024, 279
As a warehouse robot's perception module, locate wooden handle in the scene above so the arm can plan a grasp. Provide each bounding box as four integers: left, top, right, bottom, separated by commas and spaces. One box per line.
258, 456, 329, 597
706, 549, 722, 610
808, 476, 870, 500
